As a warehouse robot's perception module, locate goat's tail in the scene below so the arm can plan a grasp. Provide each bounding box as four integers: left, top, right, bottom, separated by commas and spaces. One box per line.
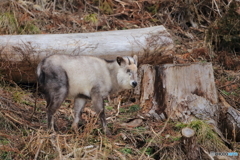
36, 61, 45, 86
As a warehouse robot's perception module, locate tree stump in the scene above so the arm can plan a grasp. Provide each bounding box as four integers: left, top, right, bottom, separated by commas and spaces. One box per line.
181, 127, 200, 160
137, 62, 218, 121
137, 62, 240, 141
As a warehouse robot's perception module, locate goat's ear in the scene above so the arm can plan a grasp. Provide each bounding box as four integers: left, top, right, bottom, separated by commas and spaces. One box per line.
116, 57, 126, 66
133, 55, 138, 66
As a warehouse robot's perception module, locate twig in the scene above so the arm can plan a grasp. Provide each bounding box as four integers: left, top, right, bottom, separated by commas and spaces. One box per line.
4, 112, 24, 125
218, 89, 239, 108
64, 146, 97, 159
14, 1, 35, 17
213, 0, 222, 17
0, 146, 20, 153
56, 134, 63, 159
0, 111, 23, 131
50, 134, 63, 159
20, 134, 38, 156
218, 80, 239, 89
53, 0, 56, 12
34, 139, 44, 160
84, 0, 100, 12
114, 149, 127, 160
4, 112, 36, 130
159, 152, 166, 160
201, 147, 214, 160
96, 0, 100, 31
139, 114, 172, 159
116, 95, 122, 116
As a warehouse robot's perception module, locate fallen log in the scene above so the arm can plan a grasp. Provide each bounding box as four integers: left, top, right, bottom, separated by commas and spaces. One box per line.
0, 26, 173, 83
0, 26, 173, 60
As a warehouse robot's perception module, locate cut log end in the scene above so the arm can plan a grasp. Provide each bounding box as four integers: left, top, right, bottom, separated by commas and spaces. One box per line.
181, 127, 195, 138
181, 127, 200, 160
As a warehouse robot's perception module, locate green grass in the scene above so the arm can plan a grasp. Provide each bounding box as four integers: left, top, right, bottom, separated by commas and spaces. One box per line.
84, 13, 98, 24
0, 12, 18, 34
220, 89, 231, 96
0, 138, 10, 145
174, 120, 227, 151
174, 122, 187, 130
188, 120, 227, 151
0, 151, 13, 160
120, 148, 133, 155
120, 104, 140, 113
0, 138, 12, 160
105, 106, 113, 111
145, 147, 155, 156
135, 126, 147, 131
169, 136, 181, 142
0, 12, 40, 34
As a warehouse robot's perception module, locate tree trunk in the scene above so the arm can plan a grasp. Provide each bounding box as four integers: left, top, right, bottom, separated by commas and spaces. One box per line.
0, 26, 173, 83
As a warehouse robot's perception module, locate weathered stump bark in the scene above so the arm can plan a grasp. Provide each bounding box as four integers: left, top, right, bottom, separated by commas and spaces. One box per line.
136, 63, 218, 121
0, 26, 173, 83
136, 62, 240, 141
181, 127, 200, 160
158, 63, 218, 121
218, 95, 240, 142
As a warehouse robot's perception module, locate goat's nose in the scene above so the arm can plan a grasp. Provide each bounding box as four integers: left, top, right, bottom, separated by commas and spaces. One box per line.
132, 81, 137, 88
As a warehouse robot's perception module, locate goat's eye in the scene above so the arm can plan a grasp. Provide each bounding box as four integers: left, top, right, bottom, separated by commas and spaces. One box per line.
126, 69, 130, 73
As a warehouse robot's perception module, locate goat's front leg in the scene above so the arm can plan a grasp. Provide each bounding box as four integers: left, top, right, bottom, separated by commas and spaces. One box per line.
72, 97, 87, 133
91, 92, 110, 135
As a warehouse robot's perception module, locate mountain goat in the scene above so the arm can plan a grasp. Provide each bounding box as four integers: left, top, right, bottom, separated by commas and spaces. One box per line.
37, 54, 138, 135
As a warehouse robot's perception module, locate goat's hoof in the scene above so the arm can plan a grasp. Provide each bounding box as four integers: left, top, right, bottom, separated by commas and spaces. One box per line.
104, 129, 112, 136
71, 124, 79, 134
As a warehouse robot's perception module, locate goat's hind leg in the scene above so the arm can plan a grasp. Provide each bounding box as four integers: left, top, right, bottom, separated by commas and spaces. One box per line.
46, 87, 67, 132
40, 63, 68, 132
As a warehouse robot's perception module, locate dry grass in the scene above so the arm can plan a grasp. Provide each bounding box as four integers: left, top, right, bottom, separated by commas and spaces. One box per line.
0, 83, 238, 159
0, 0, 235, 34
0, 0, 240, 159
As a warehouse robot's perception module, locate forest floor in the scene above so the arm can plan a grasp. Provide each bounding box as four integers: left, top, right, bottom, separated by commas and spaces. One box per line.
0, 0, 240, 159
